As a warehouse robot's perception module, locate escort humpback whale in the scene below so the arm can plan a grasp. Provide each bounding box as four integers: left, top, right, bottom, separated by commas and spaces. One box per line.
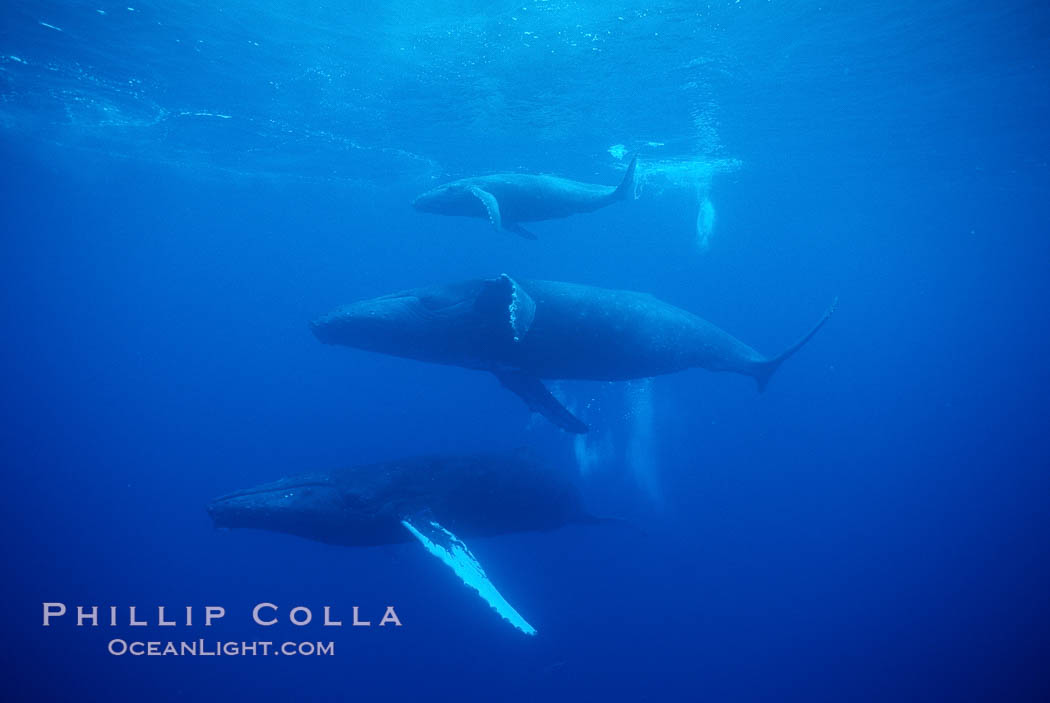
311, 275, 836, 433
207, 451, 602, 635
411, 156, 637, 239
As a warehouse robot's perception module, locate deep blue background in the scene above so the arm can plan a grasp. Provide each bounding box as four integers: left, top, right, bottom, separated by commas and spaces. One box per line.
2, 1, 1048, 701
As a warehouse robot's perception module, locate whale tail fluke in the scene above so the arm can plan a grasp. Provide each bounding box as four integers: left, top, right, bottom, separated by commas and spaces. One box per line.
612, 155, 638, 201
753, 298, 838, 392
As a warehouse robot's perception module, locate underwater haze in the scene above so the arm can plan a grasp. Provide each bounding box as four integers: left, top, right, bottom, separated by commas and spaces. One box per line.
2, 1, 1049, 701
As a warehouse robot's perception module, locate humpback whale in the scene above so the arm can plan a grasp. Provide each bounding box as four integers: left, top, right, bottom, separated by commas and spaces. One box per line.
411, 156, 637, 239
311, 275, 836, 433
207, 451, 601, 635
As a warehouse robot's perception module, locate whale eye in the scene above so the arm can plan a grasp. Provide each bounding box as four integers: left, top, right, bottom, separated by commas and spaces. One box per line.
339, 492, 365, 510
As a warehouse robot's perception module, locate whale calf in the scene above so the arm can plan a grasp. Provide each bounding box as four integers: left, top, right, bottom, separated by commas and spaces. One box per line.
412, 156, 637, 239
208, 451, 602, 635
311, 275, 836, 433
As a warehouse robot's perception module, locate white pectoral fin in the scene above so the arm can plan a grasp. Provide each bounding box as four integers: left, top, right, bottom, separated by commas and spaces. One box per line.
467, 186, 503, 231
401, 515, 537, 636
476, 273, 536, 343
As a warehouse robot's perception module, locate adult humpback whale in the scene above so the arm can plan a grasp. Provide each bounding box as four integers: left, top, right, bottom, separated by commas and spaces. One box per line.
412, 156, 637, 239
208, 451, 601, 635
311, 275, 836, 433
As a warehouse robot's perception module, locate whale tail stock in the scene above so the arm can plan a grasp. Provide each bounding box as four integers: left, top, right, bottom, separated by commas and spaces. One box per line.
612, 154, 638, 201
752, 298, 838, 392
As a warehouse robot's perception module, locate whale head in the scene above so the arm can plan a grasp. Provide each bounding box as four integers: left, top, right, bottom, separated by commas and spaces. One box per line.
412, 182, 472, 214
206, 473, 401, 546
309, 281, 493, 364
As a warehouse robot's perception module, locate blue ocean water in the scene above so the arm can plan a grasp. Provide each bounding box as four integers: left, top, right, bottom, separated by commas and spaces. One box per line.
2, 1, 1048, 700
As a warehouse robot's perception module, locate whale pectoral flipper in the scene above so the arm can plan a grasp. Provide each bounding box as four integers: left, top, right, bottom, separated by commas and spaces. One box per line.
494, 371, 589, 434
401, 514, 537, 636
505, 222, 538, 240
476, 274, 536, 342
467, 186, 503, 232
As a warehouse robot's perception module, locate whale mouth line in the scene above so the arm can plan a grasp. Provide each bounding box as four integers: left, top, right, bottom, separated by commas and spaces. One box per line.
209, 480, 332, 505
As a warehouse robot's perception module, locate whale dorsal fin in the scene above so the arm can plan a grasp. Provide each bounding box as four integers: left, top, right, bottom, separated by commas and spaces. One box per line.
476, 274, 535, 343
467, 186, 502, 231
401, 513, 537, 636
494, 370, 589, 434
